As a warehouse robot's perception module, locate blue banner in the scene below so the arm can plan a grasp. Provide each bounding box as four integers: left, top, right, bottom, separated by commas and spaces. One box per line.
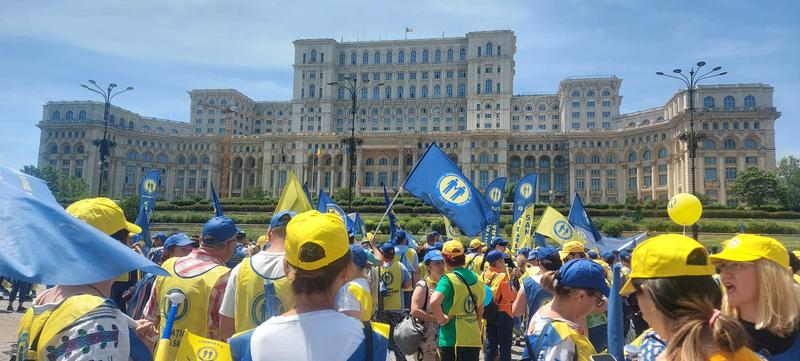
383, 183, 398, 241
211, 181, 224, 217
568, 193, 602, 250
403, 144, 497, 237
317, 189, 354, 235
513, 173, 537, 223
0, 166, 166, 285
481, 177, 506, 244
136, 170, 161, 246
608, 264, 624, 361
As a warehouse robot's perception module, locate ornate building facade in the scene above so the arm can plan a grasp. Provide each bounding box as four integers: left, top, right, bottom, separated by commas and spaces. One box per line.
37, 30, 779, 205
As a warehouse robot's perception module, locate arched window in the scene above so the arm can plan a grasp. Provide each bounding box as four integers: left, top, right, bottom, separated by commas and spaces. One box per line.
724, 96, 735, 110
658, 148, 667, 158
571, 90, 581, 97
76, 144, 84, 154
127, 151, 137, 160
119, 117, 125, 127
379, 157, 388, 166
459, 48, 466, 61
49, 144, 58, 154
434, 49, 441, 63
510, 157, 520, 168
393, 157, 399, 166
178, 156, 186, 165
310, 49, 317, 63
433, 85, 441, 98
386, 50, 392, 64
78, 111, 86, 121
744, 139, 756, 149
366, 158, 374, 166
109, 114, 115, 124
128, 121, 134, 129
485, 79, 492, 93
524, 157, 535, 168
591, 155, 600, 164
309, 84, 315, 98
486, 42, 493, 56
540, 157, 550, 168
51, 111, 60, 121
143, 153, 152, 162
575, 155, 584, 164
628, 152, 637, 162
587, 90, 595, 97
724, 138, 736, 149
554, 156, 564, 168
157, 127, 165, 134
446, 84, 453, 98
398, 50, 405, 64
704, 139, 716, 149
339, 52, 345, 65
351, 52, 357, 65
479, 154, 489, 164
744, 95, 756, 109
602, 89, 611, 96
628, 122, 636, 128
410, 50, 417, 64
65, 111, 73, 121
409, 85, 416, 99
171, 129, 178, 134
539, 105, 547, 111
642, 150, 651, 160
220, 98, 227, 106
202, 155, 210, 164
421, 85, 428, 98
362, 51, 368, 64
447, 48, 454, 62
157, 154, 167, 163
63, 144, 71, 153
142, 125, 150, 132
189, 156, 197, 165
422, 49, 429, 63
374, 51, 380, 64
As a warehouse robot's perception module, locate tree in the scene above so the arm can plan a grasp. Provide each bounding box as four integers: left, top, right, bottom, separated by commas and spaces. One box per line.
21, 165, 89, 203
730, 167, 782, 207
776, 156, 800, 211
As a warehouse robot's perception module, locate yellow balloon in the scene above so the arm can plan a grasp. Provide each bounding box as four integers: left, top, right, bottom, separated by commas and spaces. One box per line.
667, 193, 703, 226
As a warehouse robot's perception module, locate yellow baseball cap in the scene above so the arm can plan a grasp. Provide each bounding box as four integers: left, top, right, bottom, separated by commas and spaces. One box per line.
620, 234, 715, 295
256, 235, 269, 247
559, 240, 586, 260
710, 234, 789, 270
442, 240, 464, 257
469, 238, 483, 250
285, 210, 349, 271
66, 197, 142, 236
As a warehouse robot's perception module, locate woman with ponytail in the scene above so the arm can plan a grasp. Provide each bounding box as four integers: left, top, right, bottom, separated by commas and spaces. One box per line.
620, 234, 761, 361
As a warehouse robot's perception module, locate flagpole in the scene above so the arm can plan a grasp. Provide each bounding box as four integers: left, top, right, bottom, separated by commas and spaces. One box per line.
373, 187, 404, 237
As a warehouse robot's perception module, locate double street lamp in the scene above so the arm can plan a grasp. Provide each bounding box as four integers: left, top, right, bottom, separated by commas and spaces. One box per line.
81, 80, 134, 196
656, 61, 726, 240
327, 77, 383, 212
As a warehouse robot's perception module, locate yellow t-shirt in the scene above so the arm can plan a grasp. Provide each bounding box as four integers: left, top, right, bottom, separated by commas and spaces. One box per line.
707, 348, 763, 361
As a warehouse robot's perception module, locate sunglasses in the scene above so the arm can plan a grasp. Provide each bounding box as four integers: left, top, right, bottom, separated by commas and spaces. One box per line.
717, 261, 754, 274
591, 292, 606, 307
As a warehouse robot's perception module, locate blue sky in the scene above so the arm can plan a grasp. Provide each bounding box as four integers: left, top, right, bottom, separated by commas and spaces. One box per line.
1, 0, 798, 171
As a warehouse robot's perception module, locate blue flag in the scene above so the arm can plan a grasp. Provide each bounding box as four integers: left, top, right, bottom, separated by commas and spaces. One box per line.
383, 183, 398, 241
596, 232, 648, 254
482, 177, 506, 244
317, 189, 354, 235
348, 213, 366, 237
303, 181, 313, 205
0, 167, 166, 285
568, 193, 602, 250
134, 207, 151, 248
608, 264, 624, 361
513, 173, 537, 223
534, 232, 547, 248
210, 182, 224, 217
403, 144, 497, 237
135, 169, 160, 248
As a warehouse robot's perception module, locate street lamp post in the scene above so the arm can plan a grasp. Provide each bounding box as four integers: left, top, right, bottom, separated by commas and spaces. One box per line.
656, 62, 726, 240
327, 77, 383, 212
81, 80, 134, 197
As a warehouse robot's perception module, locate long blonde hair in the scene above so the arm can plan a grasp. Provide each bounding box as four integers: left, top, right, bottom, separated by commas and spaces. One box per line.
723, 258, 800, 337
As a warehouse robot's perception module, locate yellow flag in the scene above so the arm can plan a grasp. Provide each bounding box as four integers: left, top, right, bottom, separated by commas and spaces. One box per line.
510, 204, 535, 249
275, 170, 313, 213
175, 330, 232, 361
535, 206, 585, 245
443, 215, 460, 239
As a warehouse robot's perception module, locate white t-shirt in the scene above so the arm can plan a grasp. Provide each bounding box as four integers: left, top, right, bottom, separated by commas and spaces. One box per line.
249, 309, 369, 361
336, 278, 370, 313
219, 251, 285, 318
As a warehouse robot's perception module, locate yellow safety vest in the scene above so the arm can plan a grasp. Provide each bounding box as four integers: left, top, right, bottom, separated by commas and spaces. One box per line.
16, 295, 106, 361
401, 248, 416, 292
465, 254, 485, 275
345, 280, 374, 322
154, 257, 229, 361
380, 261, 403, 310
550, 320, 597, 361
234, 256, 294, 334
443, 272, 485, 348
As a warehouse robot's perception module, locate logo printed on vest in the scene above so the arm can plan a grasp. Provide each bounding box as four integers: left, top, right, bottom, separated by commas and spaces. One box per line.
249, 293, 266, 325
553, 220, 573, 240
437, 174, 471, 206
165, 288, 190, 321
381, 271, 394, 286
464, 294, 476, 314
197, 346, 219, 360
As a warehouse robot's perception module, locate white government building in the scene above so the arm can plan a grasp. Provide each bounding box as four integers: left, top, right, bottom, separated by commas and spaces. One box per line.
37, 30, 779, 205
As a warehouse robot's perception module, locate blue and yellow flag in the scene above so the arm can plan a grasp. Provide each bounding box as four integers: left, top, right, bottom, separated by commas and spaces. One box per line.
403, 144, 496, 236
535, 206, 586, 245
513, 173, 537, 223
210, 182, 224, 217
443, 215, 460, 239
275, 171, 313, 213
135, 169, 161, 246
510, 204, 535, 250
317, 189, 355, 235
481, 177, 506, 244
175, 330, 232, 361
568, 193, 601, 250
383, 183, 398, 241
348, 212, 366, 237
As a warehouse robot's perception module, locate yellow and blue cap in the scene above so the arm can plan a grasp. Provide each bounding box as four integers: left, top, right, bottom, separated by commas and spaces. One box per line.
285, 210, 350, 271
620, 234, 715, 295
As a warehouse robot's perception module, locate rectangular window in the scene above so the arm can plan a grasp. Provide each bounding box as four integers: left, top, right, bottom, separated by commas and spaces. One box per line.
591, 178, 601, 190
607, 179, 616, 189
572, 101, 580, 108
434, 71, 441, 79
385, 72, 392, 81
725, 157, 737, 164
725, 168, 738, 180
705, 168, 717, 180
421, 71, 429, 80
571, 112, 580, 118
576, 179, 585, 190
587, 112, 595, 118
410, 72, 417, 80
745, 156, 758, 165
704, 157, 716, 165
602, 100, 611, 107
365, 173, 373, 186
571, 122, 580, 129
659, 174, 667, 186
446, 71, 453, 79
602, 122, 611, 129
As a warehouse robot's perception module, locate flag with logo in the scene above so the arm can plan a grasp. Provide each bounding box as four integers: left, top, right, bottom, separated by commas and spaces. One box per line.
275, 171, 313, 213
535, 206, 586, 244
510, 204, 535, 250
481, 177, 506, 244
383, 183, 398, 241
512, 173, 537, 223
568, 193, 601, 250
135, 169, 161, 246
443, 215, 460, 239
175, 330, 232, 361
317, 189, 354, 235
348, 213, 366, 237
403, 143, 496, 236
210, 182, 224, 217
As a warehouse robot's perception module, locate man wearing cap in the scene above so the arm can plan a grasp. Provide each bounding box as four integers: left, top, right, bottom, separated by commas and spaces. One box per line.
16, 198, 152, 361
513, 246, 560, 319
483, 237, 516, 271
219, 211, 296, 340
394, 230, 420, 310
376, 241, 412, 360
465, 239, 486, 275
559, 240, 587, 262
142, 216, 239, 360
483, 250, 517, 361
147, 232, 168, 264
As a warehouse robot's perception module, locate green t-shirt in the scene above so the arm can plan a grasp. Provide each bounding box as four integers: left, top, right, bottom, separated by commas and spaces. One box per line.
434, 267, 480, 347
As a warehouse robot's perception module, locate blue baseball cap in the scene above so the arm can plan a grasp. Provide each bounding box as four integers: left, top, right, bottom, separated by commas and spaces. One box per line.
587, 250, 598, 259
431, 241, 444, 251
423, 250, 444, 264
558, 259, 610, 296
379, 242, 396, 255
349, 244, 368, 268
527, 249, 540, 261
152, 232, 167, 241
619, 249, 632, 260
270, 211, 297, 229
202, 216, 240, 245
164, 233, 195, 250
491, 237, 509, 248
394, 230, 407, 245
537, 246, 559, 261
517, 247, 530, 259
486, 250, 506, 264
